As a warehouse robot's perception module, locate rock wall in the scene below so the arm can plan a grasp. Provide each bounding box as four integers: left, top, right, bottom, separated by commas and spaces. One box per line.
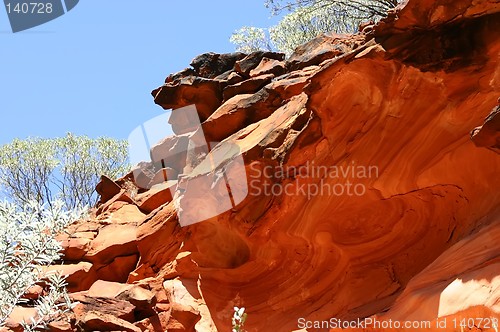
4, 0, 500, 331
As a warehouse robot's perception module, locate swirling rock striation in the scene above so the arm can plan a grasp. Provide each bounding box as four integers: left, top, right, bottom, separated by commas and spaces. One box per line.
4, 0, 500, 331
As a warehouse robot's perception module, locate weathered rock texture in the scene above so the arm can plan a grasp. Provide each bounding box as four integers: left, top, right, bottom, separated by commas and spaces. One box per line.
6, 0, 500, 331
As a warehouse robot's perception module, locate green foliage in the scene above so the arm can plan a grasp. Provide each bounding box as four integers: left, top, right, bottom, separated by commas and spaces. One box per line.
265, 0, 399, 18
0, 200, 82, 330
232, 307, 247, 332
0, 133, 129, 209
231, 0, 399, 56
230, 27, 272, 53
270, 3, 350, 56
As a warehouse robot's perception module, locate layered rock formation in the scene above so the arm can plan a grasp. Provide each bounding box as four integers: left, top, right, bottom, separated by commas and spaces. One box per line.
5, 0, 500, 331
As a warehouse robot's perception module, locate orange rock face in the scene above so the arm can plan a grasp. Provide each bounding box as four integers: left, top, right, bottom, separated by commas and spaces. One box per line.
9, 0, 500, 331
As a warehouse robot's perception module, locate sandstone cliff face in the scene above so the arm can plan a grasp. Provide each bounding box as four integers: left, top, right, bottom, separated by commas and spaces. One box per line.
5, 0, 500, 331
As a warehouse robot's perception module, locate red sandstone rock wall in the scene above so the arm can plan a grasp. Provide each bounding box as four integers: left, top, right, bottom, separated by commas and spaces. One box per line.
4, 0, 500, 331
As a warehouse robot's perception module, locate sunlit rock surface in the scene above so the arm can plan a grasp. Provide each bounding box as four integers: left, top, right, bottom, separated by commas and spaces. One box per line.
6, 0, 500, 331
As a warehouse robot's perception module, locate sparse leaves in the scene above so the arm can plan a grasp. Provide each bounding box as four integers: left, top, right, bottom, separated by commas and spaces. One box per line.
230, 27, 272, 53
265, 0, 399, 18
0, 133, 129, 209
0, 200, 82, 329
270, 2, 357, 56
231, 0, 400, 56
21, 273, 73, 332
0, 134, 127, 329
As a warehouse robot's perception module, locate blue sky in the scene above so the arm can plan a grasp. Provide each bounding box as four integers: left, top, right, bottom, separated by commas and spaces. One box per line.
0, 1, 280, 147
